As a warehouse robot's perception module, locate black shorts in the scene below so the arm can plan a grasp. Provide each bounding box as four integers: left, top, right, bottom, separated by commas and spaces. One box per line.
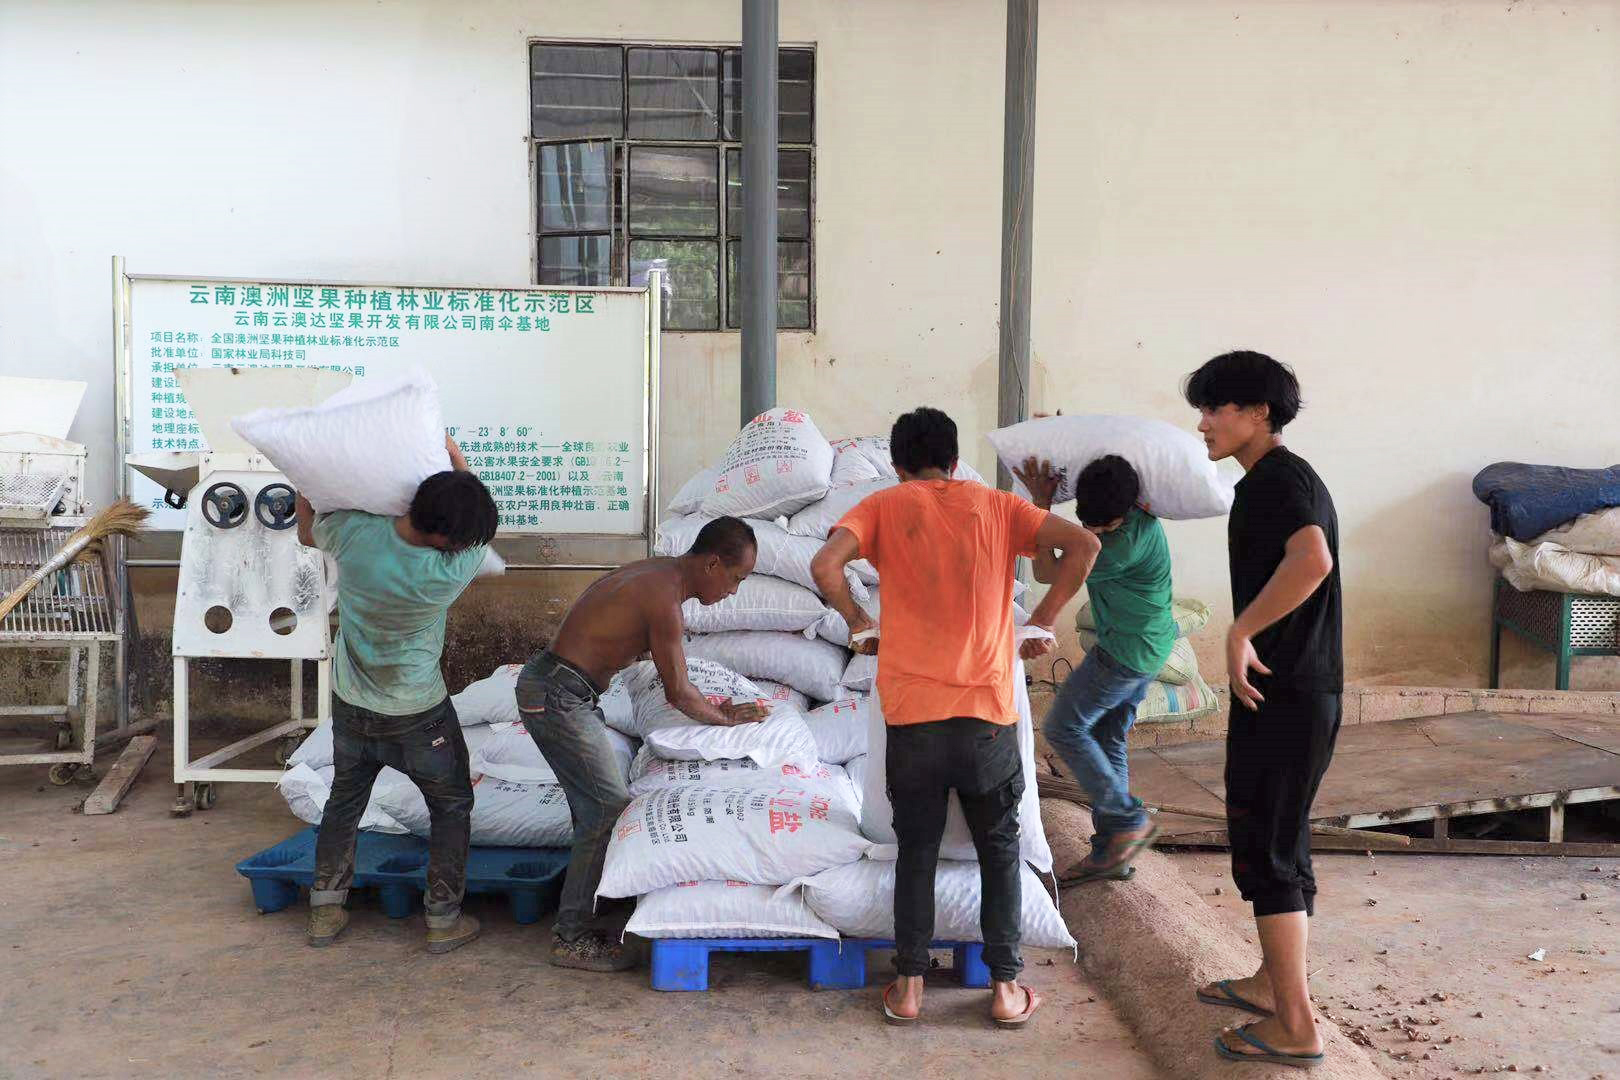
1224, 691, 1342, 917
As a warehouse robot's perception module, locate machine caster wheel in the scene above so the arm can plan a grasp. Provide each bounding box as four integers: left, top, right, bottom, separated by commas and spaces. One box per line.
193, 783, 217, 811
48, 763, 79, 786
54, 727, 74, 751
274, 735, 303, 767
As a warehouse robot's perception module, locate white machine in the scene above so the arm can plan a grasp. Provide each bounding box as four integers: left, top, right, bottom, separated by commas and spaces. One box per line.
127, 366, 349, 816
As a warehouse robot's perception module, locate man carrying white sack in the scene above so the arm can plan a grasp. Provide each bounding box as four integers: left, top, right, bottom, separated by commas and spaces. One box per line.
810, 407, 1099, 1029
296, 436, 498, 953
516, 516, 769, 972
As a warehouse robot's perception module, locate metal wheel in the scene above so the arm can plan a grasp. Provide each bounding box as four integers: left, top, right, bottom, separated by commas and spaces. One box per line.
274, 735, 303, 767
54, 727, 74, 751
193, 782, 217, 811
48, 763, 79, 786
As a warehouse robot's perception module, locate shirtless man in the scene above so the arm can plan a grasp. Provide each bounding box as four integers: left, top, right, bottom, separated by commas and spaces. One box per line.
516, 515, 768, 971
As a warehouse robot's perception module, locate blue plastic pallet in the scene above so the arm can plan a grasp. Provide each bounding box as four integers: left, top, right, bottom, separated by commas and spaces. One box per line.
649, 936, 990, 992
235, 826, 569, 925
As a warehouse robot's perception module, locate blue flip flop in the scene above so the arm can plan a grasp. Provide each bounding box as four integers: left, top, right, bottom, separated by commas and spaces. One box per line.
1214, 1023, 1324, 1069
1197, 979, 1274, 1018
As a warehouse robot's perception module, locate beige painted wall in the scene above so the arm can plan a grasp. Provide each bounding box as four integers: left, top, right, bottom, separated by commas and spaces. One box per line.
3, 0, 1617, 692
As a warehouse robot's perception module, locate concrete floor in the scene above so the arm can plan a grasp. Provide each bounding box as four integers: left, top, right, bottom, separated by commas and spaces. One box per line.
1172, 849, 1620, 1079
0, 747, 1161, 1080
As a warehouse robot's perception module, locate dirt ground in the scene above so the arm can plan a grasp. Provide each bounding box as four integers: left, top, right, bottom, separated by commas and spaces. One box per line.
1170, 848, 1620, 1079
0, 746, 1160, 1080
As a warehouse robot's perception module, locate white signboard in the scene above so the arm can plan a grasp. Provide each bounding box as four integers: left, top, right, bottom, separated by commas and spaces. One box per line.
122, 275, 654, 536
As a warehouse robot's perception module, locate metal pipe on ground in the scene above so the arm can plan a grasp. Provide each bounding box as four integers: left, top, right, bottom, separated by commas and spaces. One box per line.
1041, 798, 1386, 1080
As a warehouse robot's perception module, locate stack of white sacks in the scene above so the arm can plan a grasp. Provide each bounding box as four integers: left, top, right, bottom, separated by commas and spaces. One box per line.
600, 408, 1073, 949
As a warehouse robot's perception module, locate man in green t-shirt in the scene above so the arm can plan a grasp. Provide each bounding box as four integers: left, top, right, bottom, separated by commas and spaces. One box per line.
295, 436, 498, 952
1018, 454, 1175, 884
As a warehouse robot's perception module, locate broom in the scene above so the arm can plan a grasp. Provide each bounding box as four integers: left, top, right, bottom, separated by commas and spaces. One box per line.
0, 498, 151, 624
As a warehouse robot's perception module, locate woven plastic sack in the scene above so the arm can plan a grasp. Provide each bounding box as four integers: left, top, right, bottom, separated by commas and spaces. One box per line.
747, 676, 811, 714
684, 630, 849, 702
787, 858, 1074, 949
667, 467, 718, 515
628, 752, 858, 816
232, 366, 451, 516
644, 706, 821, 773
656, 513, 869, 601
1076, 630, 1198, 686
597, 783, 873, 897
615, 658, 765, 737
378, 774, 573, 848
700, 408, 835, 519
1077, 595, 1212, 639
840, 652, 877, 693
785, 478, 896, 539
827, 436, 986, 488
626, 880, 839, 940
451, 663, 524, 726
681, 574, 828, 635
988, 414, 1234, 520
1137, 672, 1221, 724
277, 762, 411, 835
803, 696, 870, 764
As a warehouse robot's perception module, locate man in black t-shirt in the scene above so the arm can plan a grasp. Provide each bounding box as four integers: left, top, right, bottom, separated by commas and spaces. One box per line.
1184, 351, 1342, 1069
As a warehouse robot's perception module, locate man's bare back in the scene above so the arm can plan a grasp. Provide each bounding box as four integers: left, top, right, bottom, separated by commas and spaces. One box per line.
545, 530, 766, 728
549, 558, 686, 688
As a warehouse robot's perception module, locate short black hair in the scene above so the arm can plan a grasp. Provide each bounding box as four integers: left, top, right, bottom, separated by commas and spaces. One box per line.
1182, 350, 1303, 433
409, 470, 499, 550
688, 516, 756, 564
1073, 455, 1140, 526
889, 407, 958, 475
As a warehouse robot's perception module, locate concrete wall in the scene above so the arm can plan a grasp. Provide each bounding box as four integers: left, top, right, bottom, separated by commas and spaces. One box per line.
3, 0, 1617, 696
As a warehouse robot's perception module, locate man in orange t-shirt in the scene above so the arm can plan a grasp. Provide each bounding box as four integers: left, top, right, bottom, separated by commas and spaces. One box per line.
811, 407, 1099, 1029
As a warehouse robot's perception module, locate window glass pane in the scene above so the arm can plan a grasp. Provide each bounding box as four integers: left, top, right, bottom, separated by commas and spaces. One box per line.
726, 148, 811, 239
538, 141, 612, 232
629, 147, 718, 236
726, 240, 811, 330
723, 48, 815, 143
628, 48, 719, 140
540, 235, 613, 287
530, 44, 623, 140
632, 240, 719, 330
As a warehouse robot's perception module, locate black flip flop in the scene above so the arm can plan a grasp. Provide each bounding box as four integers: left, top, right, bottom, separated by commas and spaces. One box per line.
1214, 1022, 1324, 1068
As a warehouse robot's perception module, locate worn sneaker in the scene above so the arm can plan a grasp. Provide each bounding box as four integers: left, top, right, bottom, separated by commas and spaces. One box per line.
425, 913, 481, 955
549, 930, 638, 972
306, 905, 349, 947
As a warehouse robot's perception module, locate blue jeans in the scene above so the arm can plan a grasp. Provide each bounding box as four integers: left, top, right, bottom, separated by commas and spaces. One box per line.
1042, 647, 1154, 841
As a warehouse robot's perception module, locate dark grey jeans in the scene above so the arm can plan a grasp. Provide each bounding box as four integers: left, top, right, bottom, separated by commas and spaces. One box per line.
886, 717, 1026, 984
311, 695, 473, 928
516, 651, 631, 942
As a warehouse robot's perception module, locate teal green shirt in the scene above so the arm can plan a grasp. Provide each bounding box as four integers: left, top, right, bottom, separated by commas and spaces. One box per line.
313, 510, 487, 715
1086, 508, 1177, 678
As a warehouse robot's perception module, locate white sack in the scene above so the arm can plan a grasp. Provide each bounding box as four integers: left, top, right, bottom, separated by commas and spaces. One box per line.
1491, 507, 1620, 596
700, 408, 835, 519
277, 762, 411, 835
645, 706, 821, 773
626, 880, 839, 940
452, 663, 524, 726
378, 774, 573, 848
656, 514, 869, 601
844, 754, 868, 799
748, 677, 811, 714
667, 467, 719, 515
841, 652, 877, 693
621, 658, 765, 737
231, 366, 451, 516
470, 722, 558, 785
684, 630, 850, 703
860, 660, 1053, 872
628, 752, 858, 816
788, 858, 1074, 949
987, 414, 1234, 520
785, 479, 896, 539
286, 716, 496, 771
682, 574, 828, 635
597, 783, 872, 897
804, 696, 870, 764
826, 436, 984, 488
813, 589, 880, 646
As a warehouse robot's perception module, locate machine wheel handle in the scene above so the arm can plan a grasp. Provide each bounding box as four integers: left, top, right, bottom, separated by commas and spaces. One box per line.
254, 483, 299, 531
200, 481, 248, 529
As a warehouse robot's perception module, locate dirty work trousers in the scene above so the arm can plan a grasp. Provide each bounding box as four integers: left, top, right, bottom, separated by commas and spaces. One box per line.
312, 695, 473, 928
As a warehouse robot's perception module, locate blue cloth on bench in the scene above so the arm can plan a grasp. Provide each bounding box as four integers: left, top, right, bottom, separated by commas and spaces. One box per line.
1472, 462, 1620, 542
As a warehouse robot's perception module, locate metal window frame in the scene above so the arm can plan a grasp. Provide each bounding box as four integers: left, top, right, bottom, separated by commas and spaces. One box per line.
528, 38, 815, 333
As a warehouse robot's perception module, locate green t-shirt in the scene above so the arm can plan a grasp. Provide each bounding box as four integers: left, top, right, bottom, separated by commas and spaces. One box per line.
1085, 507, 1177, 678
313, 510, 487, 716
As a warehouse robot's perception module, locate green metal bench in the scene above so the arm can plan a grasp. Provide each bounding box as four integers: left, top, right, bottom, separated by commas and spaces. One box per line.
1489, 578, 1620, 690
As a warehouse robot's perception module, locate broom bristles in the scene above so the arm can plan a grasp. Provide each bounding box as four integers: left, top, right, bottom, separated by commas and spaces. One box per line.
0, 498, 150, 624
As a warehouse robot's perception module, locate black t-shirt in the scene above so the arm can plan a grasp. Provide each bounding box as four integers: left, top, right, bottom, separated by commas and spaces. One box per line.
1228, 445, 1343, 693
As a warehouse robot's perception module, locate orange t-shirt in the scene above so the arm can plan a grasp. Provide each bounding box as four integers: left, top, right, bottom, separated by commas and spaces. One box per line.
835, 479, 1049, 727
